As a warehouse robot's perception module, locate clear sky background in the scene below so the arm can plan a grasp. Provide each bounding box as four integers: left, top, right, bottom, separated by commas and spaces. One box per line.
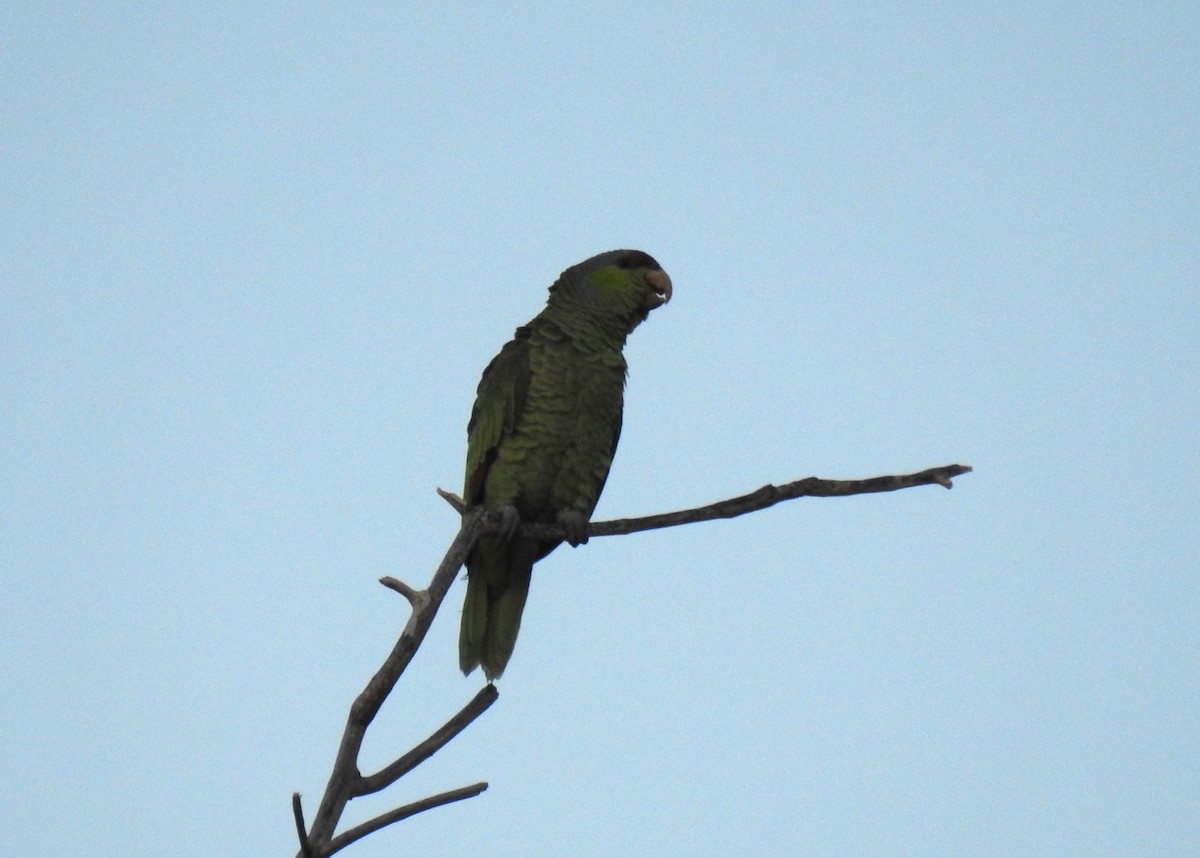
3, 4, 1197, 856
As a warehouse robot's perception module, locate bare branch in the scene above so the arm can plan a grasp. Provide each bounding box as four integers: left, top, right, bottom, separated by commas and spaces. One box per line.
587, 463, 974, 537
437, 486, 467, 513
292, 793, 314, 858
358, 684, 499, 796
299, 509, 488, 854
325, 783, 490, 856
378, 575, 421, 605
296, 462, 971, 855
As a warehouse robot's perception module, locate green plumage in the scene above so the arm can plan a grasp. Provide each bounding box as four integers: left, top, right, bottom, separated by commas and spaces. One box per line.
459, 249, 672, 680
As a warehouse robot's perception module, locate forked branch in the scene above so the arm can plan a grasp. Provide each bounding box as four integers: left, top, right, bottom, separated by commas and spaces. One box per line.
295, 462, 971, 856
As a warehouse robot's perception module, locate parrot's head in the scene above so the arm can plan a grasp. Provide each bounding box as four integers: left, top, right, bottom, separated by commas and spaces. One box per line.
549, 249, 672, 332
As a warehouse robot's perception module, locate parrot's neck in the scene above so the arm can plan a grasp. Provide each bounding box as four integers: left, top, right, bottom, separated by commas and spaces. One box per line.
537, 299, 640, 353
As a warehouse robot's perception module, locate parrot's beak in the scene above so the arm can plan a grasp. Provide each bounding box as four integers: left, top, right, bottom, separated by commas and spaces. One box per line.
645, 269, 673, 308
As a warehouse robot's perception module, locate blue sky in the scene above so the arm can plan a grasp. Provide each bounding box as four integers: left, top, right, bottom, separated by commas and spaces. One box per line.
3, 4, 1198, 856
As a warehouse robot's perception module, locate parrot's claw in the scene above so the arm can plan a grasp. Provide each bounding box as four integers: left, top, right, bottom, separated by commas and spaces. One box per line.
495, 504, 520, 541
556, 509, 590, 547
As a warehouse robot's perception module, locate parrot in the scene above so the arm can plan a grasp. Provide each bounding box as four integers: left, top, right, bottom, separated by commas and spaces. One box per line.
458, 249, 673, 681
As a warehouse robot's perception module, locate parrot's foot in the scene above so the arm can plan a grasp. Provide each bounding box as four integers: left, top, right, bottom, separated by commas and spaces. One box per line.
556, 509, 590, 547
494, 504, 520, 541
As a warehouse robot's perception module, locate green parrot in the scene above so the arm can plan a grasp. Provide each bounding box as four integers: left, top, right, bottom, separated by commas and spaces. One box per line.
458, 249, 673, 681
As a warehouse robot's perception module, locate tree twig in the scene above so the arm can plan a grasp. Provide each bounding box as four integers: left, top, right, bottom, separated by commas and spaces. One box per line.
378, 575, 421, 605
588, 463, 973, 537
292, 793, 313, 858
324, 783, 490, 856
358, 684, 498, 795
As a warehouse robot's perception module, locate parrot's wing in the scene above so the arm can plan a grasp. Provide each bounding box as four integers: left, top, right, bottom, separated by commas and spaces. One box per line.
588, 406, 623, 515
464, 326, 532, 505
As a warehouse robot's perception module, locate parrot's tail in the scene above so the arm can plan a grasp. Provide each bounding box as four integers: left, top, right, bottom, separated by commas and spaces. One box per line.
459, 545, 534, 681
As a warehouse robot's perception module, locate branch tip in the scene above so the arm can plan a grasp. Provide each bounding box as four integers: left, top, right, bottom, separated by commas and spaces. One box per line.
292, 792, 314, 858
379, 575, 421, 605
436, 487, 467, 513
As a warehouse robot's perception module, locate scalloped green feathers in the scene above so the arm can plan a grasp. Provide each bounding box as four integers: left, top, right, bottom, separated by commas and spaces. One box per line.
458, 250, 671, 680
